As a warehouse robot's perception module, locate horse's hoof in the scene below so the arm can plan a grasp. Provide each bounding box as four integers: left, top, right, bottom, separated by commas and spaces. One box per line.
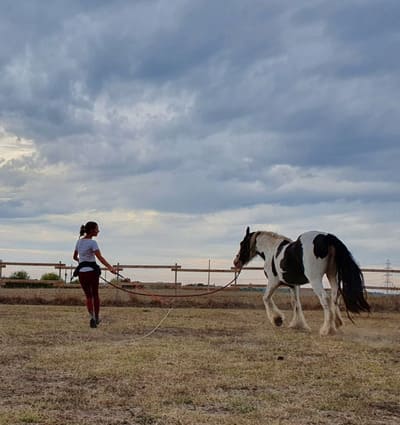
274, 317, 283, 327
320, 327, 337, 336
289, 323, 311, 332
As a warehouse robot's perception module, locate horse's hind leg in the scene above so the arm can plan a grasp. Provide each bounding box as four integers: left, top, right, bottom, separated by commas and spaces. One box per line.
310, 279, 337, 336
263, 279, 285, 327
288, 285, 310, 331
327, 272, 344, 329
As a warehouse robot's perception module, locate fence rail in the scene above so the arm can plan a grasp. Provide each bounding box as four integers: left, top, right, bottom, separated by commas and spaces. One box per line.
0, 261, 66, 279
0, 260, 399, 292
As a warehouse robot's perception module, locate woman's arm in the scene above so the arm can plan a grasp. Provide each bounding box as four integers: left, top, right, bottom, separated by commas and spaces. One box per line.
94, 250, 117, 274
73, 249, 79, 262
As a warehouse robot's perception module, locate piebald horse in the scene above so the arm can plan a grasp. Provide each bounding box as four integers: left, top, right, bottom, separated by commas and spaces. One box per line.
233, 227, 370, 335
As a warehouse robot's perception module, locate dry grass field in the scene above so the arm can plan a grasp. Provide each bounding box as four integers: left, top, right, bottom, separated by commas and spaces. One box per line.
0, 304, 399, 425
0, 285, 399, 311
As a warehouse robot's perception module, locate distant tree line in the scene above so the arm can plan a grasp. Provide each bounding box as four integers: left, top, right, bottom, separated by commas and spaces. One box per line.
7, 270, 60, 280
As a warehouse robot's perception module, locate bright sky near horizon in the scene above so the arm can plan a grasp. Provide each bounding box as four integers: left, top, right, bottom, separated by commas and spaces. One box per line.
1, 1, 400, 281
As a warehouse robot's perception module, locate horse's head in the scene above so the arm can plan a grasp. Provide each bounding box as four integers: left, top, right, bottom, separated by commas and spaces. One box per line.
233, 226, 257, 269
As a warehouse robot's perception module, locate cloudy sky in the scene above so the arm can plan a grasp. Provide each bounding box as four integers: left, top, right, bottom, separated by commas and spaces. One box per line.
1, 1, 399, 281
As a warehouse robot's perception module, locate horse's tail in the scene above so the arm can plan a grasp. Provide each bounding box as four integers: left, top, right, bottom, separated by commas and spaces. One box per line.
326, 234, 370, 314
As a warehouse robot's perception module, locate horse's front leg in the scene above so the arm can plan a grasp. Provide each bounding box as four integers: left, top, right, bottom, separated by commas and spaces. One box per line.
263, 277, 285, 327
288, 285, 311, 331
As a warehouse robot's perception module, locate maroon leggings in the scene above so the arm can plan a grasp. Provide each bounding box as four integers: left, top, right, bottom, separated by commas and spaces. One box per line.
79, 271, 100, 319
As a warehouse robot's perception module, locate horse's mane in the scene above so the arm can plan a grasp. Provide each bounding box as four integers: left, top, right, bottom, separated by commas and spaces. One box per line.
256, 230, 291, 242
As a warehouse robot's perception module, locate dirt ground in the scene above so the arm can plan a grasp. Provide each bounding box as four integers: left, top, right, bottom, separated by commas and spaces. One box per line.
0, 305, 399, 425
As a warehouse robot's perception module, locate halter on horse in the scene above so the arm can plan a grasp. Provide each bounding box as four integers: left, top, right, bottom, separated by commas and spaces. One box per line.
234, 227, 370, 336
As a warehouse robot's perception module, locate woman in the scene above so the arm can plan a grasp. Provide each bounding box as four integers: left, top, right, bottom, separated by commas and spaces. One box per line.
73, 221, 117, 328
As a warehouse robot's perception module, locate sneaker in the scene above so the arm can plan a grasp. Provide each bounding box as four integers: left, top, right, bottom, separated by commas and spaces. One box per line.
96, 318, 102, 326
90, 318, 97, 328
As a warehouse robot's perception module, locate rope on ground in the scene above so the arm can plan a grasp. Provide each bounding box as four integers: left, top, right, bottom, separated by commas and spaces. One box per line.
127, 307, 174, 343
100, 270, 241, 341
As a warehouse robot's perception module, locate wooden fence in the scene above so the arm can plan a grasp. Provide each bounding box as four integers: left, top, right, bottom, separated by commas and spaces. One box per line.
0, 260, 399, 292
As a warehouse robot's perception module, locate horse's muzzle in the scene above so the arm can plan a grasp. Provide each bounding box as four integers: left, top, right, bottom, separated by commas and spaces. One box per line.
233, 257, 242, 269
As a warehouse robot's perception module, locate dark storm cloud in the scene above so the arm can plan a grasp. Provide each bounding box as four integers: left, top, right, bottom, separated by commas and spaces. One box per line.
0, 0, 399, 219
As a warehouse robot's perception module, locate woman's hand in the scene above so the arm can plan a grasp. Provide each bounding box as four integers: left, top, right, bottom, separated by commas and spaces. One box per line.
108, 265, 118, 274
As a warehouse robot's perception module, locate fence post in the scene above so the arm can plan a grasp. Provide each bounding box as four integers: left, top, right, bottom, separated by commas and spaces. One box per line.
174, 263, 178, 295
207, 259, 211, 290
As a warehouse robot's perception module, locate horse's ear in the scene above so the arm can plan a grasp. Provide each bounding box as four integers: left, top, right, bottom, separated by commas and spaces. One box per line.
246, 226, 250, 236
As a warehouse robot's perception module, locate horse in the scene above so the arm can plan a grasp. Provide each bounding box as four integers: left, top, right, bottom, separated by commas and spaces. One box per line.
233, 227, 370, 335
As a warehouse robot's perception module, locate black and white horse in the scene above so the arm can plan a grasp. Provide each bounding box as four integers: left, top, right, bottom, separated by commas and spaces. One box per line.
233, 227, 370, 335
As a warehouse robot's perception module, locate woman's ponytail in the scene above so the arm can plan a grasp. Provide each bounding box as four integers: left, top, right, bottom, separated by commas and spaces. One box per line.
80, 221, 98, 237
